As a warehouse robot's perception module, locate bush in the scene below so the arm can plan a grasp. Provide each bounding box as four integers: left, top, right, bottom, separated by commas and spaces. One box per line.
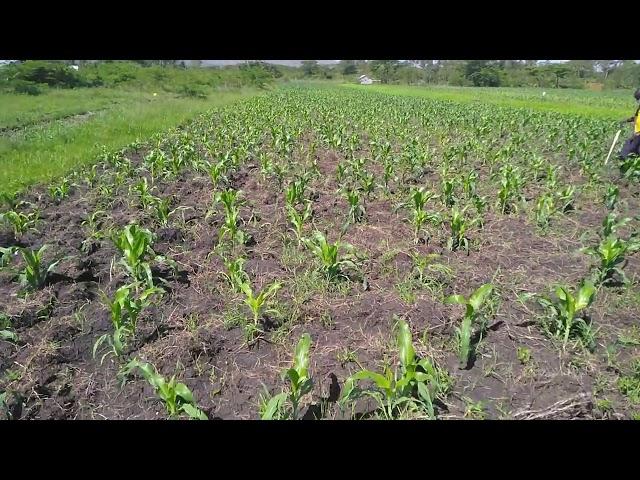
470, 67, 501, 87
12, 80, 43, 95
12, 61, 83, 88
175, 83, 208, 99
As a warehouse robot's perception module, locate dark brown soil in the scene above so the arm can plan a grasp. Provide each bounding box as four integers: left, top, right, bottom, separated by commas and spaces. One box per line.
1, 141, 640, 421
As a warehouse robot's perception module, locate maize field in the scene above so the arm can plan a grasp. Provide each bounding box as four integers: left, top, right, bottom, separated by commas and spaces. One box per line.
1, 85, 640, 420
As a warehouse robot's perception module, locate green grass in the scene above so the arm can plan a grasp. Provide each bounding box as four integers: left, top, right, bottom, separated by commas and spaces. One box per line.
0, 88, 261, 195
0, 88, 139, 130
342, 84, 634, 120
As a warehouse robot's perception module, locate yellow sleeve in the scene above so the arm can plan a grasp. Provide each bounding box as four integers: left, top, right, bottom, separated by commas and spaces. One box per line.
636, 115, 640, 134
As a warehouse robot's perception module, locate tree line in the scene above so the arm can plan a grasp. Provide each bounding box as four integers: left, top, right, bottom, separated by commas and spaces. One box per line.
304, 60, 640, 89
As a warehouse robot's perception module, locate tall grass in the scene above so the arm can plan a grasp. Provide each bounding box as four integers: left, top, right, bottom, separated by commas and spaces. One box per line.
342, 84, 632, 120
0, 89, 260, 195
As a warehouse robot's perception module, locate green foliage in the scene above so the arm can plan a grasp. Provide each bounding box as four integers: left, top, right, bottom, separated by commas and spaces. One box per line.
214, 189, 245, 245
49, 177, 72, 203
94, 283, 163, 361
240, 280, 282, 338
341, 319, 451, 419
221, 256, 250, 293
286, 200, 312, 245
617, 359, 640, 405
345, 188, 366, 224
603, 184, 619, 211
261, 334, 313, 420
6, 61, 83, 89
405, 187, 439, 243
303, 231, 359, 282
0, 209, 39, 237
0, 314, 18, 343
538, 280, 596, 349
445, 284, 494, 368
582, 235, 640, 285
120, 359, 208, 419
447, 207, 470, 253
18, 245, 61, 290
112, 224, 168, 288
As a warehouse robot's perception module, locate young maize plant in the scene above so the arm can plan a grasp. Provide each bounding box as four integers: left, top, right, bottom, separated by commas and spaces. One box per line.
83, 164, 99, 188
340, 319, 450, 419
345, 188, 366, 224
447, 207, 471, 253
0, 192, 23, 211
582, 235, 640, 286
534, 192, 556, 230
131, 177, 158, 210
221, 256, 250, 293
151, 197, 188, 228
18, 246, 62, 290
441, 179, 457, 207
261, 333, 313, 420
462, 171, 478, 199
271, 163, 287, 190
603, 184, 619, 211
167, 145, 186, 177
620, 155, 640, 182
497, 164, 522, 214
215, 189, 245, 245
240, 280, 282, 341
144, 148, 167, 181
93, 283, 162, 362
382, 160, 395, 193
286, 200, 313, 245
601, 212, 630, 239
80, 209, 108, 253
112, 224, 160, 288
406, 188, 439, 244
114, 155, 134, 178
336, 163, 348, 185
48, 177, 71, 203
556, 185, 576, 213
445, 284, 494, 369
359, 171, 375, 199
303, 231, 359, 282
120, 359, 207, 420
258, 151, 273, 179
208, 159, 229, 188
0, 246, 19, 269
538, 280, 596, 349
530, 156, 547, 181
408, 251, 452, 290
472, 195, 488, 227
285, 176, 309, 208
0, 314, 18, 343
0, 210, 39, 237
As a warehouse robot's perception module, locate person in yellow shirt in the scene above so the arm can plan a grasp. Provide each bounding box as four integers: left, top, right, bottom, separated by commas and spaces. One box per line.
619, 88, 640, 159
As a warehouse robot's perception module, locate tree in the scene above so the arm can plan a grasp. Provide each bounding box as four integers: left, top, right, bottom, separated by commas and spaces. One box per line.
369, 60, 399, 84
546, 64, 572, 88
301, 60, 319, 76
461, 60, 505, 87
469, 67, 501, 87
595, 60, 622, 79
605, 60, 640, 88
526, 66, 547, 87
566, 60, 595, 79
339, 60, 358, 75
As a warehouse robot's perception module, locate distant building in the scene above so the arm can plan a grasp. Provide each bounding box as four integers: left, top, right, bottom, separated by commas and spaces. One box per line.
69, 65, 79, 71
358, 74, 373, 85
